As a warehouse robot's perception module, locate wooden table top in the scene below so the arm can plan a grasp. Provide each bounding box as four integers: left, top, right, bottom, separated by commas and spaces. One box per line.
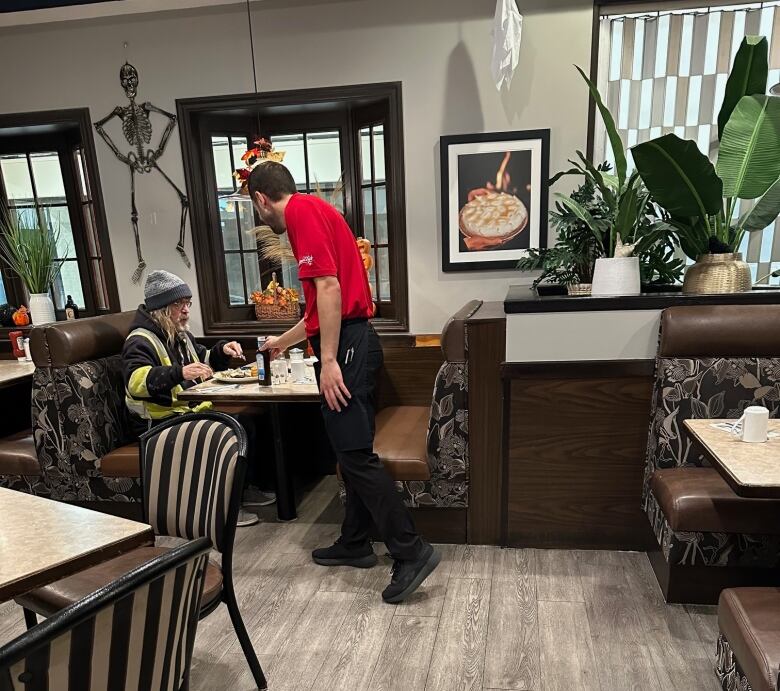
0, 360, 35, 389
684, 419, 780, 498
0, 489, 154, 602
179, 378, 321, 404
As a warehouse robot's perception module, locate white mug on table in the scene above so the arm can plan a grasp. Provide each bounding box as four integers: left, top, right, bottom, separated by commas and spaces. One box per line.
736, 405, 770, 443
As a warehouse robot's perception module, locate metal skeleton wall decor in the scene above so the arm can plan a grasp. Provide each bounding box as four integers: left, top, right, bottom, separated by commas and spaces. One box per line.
94, 62, 190, 283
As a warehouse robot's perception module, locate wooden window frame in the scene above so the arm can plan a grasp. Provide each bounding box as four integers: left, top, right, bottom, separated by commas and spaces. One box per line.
0, 108, 120, 324
177, 82, 409, 337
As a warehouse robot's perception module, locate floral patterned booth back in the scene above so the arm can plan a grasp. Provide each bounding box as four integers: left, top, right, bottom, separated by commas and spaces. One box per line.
404, 300, 481, 509
643, 304, 780, 567
29, 312, 141, 503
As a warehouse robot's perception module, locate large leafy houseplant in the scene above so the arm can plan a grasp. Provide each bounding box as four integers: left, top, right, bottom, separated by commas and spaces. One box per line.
525, 66, 683, 290
631, 36, 780, 261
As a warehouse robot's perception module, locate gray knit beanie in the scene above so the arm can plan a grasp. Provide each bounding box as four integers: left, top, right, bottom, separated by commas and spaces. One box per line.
144, 270, 192, 311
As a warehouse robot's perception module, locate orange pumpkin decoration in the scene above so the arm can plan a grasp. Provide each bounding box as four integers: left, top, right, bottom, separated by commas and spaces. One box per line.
12, 306, 30, 326
356, 237, 373, 271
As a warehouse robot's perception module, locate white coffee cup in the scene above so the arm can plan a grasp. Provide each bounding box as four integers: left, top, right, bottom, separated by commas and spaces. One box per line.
739, 405, 770, 443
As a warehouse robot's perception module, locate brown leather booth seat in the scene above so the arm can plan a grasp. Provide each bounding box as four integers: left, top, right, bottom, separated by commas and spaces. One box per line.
651, 467, 780, 534
337, 406, 431, 482
100, 443, 141, 478
0, 431, 38, 477
718, 588, 780, 691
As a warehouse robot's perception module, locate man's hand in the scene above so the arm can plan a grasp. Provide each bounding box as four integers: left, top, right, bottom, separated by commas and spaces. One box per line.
320, 360, 351, 412
259, 335, 284, 360
223, 341, 244, 359
182, 363, 213, 381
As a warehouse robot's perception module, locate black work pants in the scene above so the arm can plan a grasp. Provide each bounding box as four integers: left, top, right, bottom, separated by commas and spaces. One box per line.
311, 320, 424, 562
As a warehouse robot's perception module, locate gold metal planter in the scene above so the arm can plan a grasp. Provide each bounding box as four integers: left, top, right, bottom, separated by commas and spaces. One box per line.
682, 253, 752, 294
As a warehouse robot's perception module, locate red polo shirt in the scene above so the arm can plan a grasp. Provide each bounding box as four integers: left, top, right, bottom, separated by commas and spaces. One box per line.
284, 193, 373, 337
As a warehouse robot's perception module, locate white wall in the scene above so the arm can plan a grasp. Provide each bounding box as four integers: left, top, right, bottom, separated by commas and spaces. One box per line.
0, 0, 593, 334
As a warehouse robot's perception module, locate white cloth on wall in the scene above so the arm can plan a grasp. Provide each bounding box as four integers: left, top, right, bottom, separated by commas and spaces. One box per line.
491, 0, 523, 91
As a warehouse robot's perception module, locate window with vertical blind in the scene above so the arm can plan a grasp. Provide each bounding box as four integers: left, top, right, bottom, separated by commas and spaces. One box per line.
595, 1, 780, 283
178, 83, 409, 336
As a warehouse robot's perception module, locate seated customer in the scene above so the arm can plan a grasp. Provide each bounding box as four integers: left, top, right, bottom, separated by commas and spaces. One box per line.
122, 270, 274, 525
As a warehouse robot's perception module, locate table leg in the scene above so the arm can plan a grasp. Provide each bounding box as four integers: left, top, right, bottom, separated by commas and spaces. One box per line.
270, 403, 297, 521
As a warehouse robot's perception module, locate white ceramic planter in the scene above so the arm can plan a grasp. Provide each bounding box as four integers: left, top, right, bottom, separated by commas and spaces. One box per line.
590, 257, 641, 296
28, 292, 56, 325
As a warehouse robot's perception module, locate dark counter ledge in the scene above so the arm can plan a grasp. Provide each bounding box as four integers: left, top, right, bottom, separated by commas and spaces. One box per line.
504, 285, 780, 314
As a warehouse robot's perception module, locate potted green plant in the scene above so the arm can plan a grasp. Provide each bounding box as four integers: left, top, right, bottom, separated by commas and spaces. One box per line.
540, 67, 682, 296
631, 36, 780, 294
518, 173, 606, 293
0, 210, 65, 325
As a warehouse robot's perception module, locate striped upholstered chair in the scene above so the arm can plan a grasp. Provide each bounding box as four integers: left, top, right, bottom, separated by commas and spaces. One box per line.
16, 412, 267, 690
1, 538, 211, 691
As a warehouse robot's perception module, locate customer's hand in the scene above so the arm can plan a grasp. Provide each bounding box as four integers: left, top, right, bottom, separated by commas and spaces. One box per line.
182, 363, 213, 381
260, 335, 284, 360
320, 360, 351, 412
223, 341, 244, 359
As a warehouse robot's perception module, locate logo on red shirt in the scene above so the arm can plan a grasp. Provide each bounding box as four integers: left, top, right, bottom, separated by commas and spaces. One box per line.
299, 255, 314, 267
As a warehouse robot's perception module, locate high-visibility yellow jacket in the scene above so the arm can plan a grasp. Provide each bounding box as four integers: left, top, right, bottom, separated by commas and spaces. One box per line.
122, 306, 230, 425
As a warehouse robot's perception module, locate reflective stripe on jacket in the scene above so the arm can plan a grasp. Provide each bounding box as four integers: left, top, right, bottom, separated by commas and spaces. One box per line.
124, 327, 212, 421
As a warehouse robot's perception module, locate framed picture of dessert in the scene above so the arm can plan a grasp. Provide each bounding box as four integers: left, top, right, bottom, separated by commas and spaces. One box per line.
440, 129, 550, 272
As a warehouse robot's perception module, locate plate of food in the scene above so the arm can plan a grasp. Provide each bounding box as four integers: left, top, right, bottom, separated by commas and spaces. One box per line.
212, 366, 257, 384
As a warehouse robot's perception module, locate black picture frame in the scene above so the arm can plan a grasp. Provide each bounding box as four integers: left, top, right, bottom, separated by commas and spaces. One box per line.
440, 129, 550, 272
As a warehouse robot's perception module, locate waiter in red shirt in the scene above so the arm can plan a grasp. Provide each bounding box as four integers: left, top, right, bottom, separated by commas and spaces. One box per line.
249, 162, 439, 604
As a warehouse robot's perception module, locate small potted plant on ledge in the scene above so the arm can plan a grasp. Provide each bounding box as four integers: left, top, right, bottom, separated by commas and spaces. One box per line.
0, 211, 64, 325
632, 35, 780, 294
517, 174, 604, 294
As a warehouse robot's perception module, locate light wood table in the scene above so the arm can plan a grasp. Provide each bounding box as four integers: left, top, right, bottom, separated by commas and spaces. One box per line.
0, 488, 154, 603
684, 419, 780, 498
0, 360, 35, 390
179, 379, 321, 521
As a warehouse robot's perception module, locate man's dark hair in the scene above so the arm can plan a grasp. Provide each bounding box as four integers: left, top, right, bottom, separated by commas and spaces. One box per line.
247, 161, 296, 202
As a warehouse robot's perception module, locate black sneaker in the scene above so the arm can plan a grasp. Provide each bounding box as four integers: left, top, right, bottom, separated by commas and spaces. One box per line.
312, 538, 378, 568
382, 542, 441, 604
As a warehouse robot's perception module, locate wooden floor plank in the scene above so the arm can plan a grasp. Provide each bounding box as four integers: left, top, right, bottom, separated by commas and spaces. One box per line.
370, 616, 439, 691
265, 590, 356, 691
451, 544, 495, 580
425, 577, 491, 691
686, 604, 720, 651
484, 549, 540, 691
313, 567, 396, 690
538, 600, 599, 691
576, 551, 660, 691
622, 552, 719, 691
240, 553, 325, 656
535, 549, 584, 603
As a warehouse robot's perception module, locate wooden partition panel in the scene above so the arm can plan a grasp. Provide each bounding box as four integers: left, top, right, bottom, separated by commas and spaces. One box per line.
466, 308, 506, 545
376, 345, 443, 409
503, 361, 656, 550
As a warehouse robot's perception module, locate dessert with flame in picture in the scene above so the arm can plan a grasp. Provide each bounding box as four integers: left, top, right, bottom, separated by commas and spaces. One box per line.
458, 151, 530, 251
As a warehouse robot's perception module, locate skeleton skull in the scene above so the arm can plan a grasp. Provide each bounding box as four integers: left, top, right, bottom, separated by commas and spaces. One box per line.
120, 62, 138, 99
